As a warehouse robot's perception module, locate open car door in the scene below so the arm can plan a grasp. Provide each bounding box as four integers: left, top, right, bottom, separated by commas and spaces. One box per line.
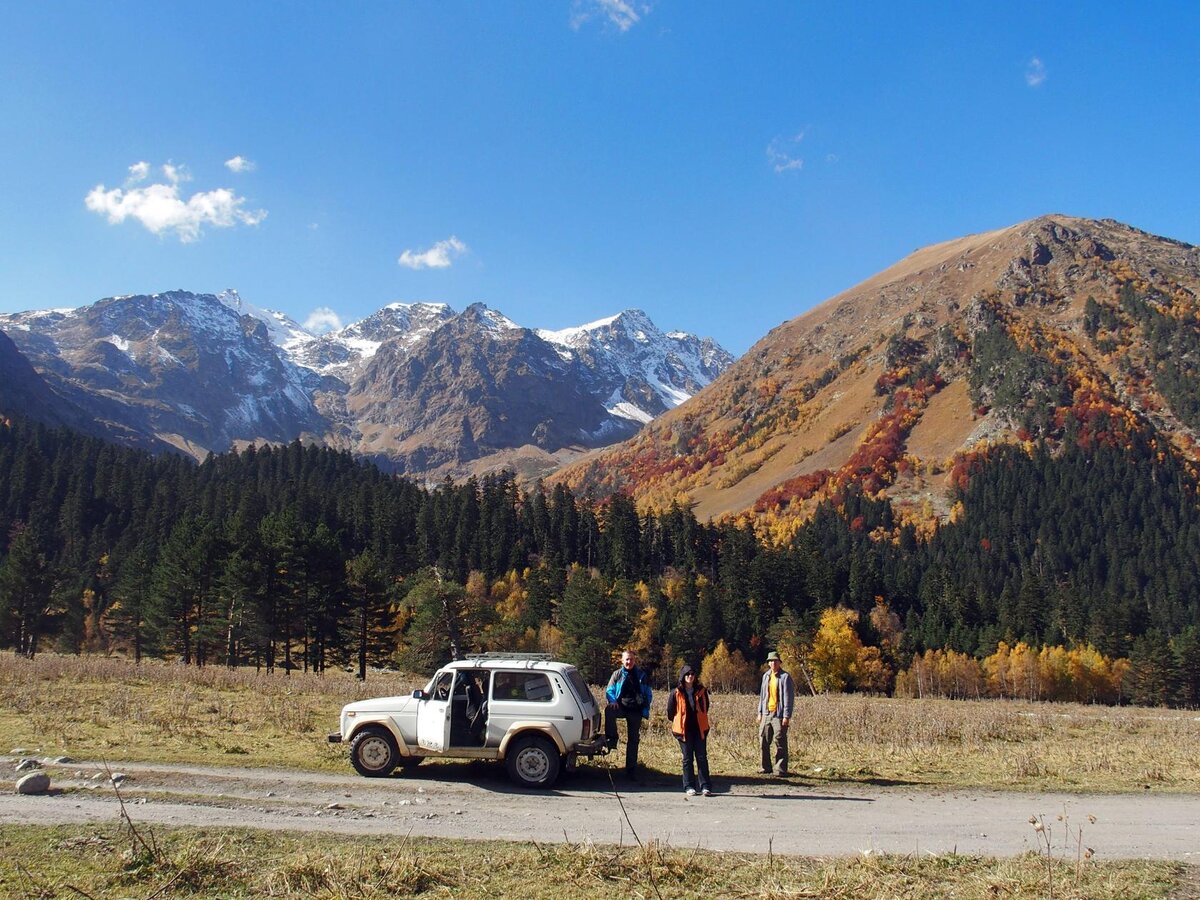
416, 670, 453, 752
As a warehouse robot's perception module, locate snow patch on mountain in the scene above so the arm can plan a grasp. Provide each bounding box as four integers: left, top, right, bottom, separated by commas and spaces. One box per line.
218, 289, 312, 351
537, 309, 733, 420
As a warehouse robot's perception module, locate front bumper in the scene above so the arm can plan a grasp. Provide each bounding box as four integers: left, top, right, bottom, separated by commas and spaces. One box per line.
327, 732, 342, 743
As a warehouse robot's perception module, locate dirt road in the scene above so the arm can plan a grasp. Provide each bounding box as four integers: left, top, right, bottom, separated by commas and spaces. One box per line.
1, 757, 1196, 861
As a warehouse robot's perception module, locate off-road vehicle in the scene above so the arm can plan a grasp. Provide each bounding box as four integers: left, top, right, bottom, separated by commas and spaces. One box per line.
329, 654, 608, 788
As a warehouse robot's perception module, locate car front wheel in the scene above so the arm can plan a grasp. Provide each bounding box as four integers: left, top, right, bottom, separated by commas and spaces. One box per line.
505, 733, 561, 788
349, 726, 398, 777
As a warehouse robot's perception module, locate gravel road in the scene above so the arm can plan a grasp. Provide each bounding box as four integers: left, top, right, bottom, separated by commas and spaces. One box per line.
1, 757, 1197, 861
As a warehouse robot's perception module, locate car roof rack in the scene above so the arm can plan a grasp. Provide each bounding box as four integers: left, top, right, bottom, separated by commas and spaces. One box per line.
461, 652, 554, 661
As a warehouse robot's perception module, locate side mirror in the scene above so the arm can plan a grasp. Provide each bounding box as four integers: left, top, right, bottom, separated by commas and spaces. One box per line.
412, 689, 427, 700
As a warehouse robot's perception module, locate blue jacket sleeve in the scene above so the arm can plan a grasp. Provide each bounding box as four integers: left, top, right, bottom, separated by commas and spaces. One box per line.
641, 680, 653, 719
604, 669, 621, 704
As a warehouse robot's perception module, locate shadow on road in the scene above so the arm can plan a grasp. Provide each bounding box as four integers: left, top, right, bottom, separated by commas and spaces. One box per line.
387, 759, 910, 799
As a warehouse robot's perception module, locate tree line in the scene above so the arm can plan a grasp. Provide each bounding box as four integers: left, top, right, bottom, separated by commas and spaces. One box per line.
0, 413, 1198, 705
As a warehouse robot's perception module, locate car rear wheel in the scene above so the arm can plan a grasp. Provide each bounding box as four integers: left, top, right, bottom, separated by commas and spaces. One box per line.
505, 733, 561, 788
349, 726, 398, 777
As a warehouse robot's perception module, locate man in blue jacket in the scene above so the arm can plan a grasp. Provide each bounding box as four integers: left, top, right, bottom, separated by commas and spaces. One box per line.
605, 649, 653, 779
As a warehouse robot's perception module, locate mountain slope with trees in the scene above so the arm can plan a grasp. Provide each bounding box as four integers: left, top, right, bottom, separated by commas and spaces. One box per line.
559, 216, 1200, 536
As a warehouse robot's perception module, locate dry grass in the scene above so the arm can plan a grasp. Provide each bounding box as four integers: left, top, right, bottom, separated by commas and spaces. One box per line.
671, 692, 1200, 792
0, 825, 1184, 899
1, 654, 1198, 792
0, 654, 421, 771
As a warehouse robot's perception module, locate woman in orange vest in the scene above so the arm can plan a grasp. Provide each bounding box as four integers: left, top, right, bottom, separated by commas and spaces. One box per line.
665, 664, 712, 796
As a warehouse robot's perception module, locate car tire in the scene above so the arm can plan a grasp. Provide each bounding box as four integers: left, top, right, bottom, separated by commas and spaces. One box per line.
505, 733, 561, 788
349, 726, 398, 777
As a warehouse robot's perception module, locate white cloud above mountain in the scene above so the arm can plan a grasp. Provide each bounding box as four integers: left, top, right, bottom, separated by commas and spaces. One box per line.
303, 307, 342, 334
225, 155, 256, 173
767, 132, 805, 174
398, 236, 468, 270
570, 0, 647, 32
85, 161, 267, 243
1026, 57, 1047, 87
126, 161, 151, 184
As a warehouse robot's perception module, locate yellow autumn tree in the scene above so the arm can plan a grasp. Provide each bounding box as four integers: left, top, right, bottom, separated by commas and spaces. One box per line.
536, 622, 564, 658
894, 649, 982, 699
627, 600, 662, 674
700, 640, 758, 693
1007, 642, 1041, 700
808, 607, 864, 693
1064, 644, 1126, 703
492, 570, 527, 623
853, 644, 892, 694
982, 641, 1014, 698
1038, 645, 1072, 701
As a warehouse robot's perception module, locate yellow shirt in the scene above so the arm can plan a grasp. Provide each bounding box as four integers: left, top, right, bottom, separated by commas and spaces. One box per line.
767, 673, 779, 714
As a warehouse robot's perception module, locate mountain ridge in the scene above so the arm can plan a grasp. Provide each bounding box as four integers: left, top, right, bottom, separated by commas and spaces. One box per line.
557, 214, 1200, 529
0, 292, 732, 479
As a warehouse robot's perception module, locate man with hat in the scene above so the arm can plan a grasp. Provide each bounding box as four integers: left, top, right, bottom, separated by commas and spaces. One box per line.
758, 650, 795, 776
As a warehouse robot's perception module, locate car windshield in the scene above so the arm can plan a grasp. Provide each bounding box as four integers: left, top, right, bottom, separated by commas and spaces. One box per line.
565, 668, 597, 708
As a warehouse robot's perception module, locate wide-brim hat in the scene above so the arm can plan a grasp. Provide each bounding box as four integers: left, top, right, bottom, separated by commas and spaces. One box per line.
765, 651, 782, 662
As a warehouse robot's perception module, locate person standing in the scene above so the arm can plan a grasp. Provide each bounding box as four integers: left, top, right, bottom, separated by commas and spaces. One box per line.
666, 664, 712, 796
605, 649, 652, 779
758, 650, 794, 776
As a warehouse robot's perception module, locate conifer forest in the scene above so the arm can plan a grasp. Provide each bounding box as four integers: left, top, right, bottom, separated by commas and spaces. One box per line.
0, 414, 1197, 707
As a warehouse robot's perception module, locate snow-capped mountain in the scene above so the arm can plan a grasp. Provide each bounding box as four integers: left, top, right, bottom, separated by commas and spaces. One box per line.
0, 291, 734, 478
0, 291, 326, 454
538, 309, 735, 424
348, 303, 643, 475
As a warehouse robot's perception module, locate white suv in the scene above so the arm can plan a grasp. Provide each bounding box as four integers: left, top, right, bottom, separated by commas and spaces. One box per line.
329, 654, 608, 788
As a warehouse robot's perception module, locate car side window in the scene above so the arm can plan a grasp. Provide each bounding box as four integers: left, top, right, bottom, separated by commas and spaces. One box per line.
492, 671, 554, 702
431, 672, 453, 701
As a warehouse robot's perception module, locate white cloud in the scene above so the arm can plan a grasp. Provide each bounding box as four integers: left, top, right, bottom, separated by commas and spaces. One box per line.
1026, 57, 1046, 88
398, 236, 468, 270
85, 161, 267, 243
127, 161, 151, 184
767, 132, 806, 174
571, 0, 647, 32
162, 162, 190, 185
303, 307, 342, 334
225, 155, 256, 173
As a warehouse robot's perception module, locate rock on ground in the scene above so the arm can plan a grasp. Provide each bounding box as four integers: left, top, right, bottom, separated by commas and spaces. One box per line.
15, 771, 50, 795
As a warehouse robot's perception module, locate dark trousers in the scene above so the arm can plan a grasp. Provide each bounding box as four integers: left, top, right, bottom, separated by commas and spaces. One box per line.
605, 704, 642, 775
679, 733, 711, 791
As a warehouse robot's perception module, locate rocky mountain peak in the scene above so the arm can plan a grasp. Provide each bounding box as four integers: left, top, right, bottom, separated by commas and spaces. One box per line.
458, 303, 522, 335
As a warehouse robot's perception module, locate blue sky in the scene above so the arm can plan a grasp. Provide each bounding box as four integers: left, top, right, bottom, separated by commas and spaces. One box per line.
2, 2, 1197, 354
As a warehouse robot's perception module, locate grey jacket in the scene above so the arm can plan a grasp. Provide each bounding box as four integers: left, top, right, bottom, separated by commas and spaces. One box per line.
758, 669, 795, 720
